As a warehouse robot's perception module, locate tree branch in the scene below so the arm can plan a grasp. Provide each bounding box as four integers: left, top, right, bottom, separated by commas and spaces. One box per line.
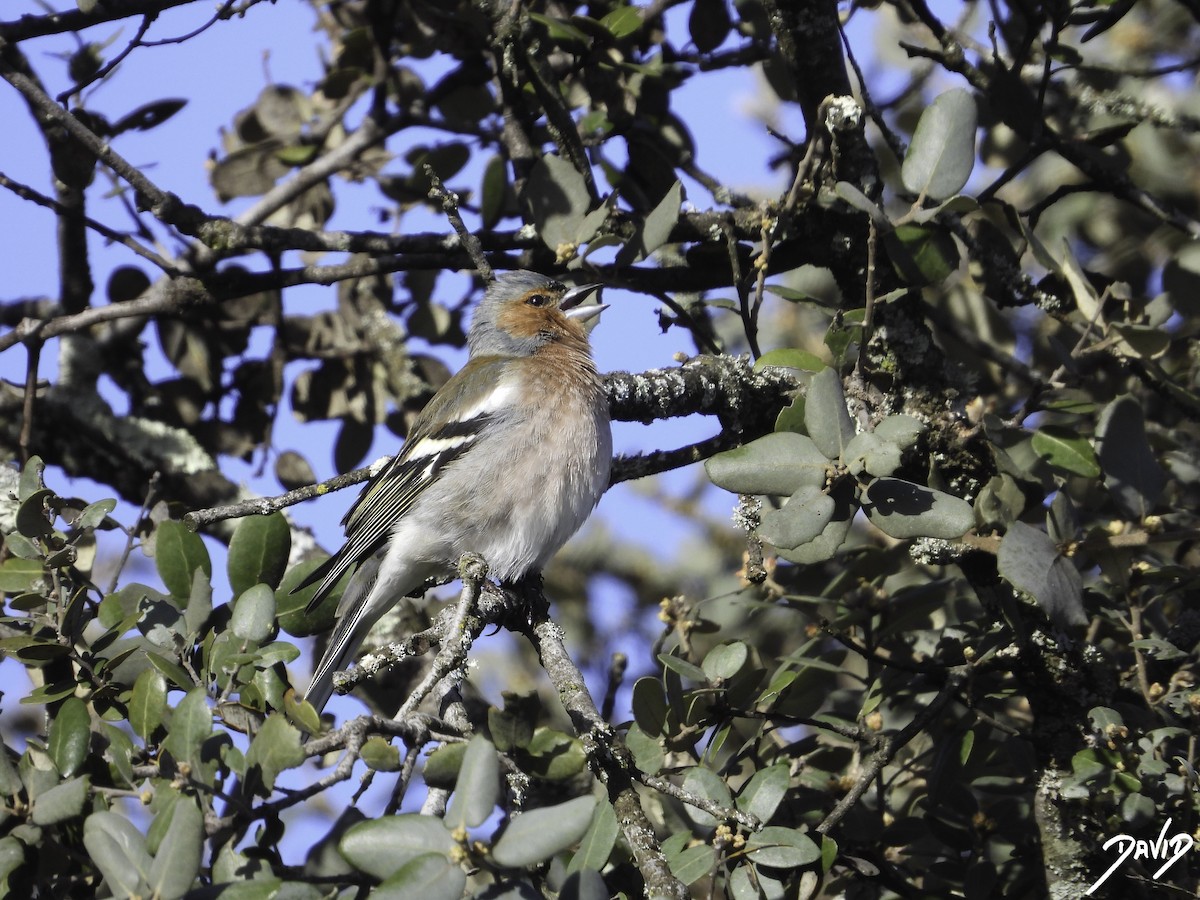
521, 591, 689, 900
183, 356, 800, 530
424, 166, 493, 283
0, 171, 183, 275
0, 0, 197, 42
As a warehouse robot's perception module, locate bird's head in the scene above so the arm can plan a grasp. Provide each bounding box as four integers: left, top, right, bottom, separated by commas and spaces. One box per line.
468, 270, 606, 357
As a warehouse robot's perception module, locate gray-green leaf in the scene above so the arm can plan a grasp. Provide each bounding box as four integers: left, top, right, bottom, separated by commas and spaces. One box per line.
997, 521, 1086, 628
560, 869, 609, 900
680, 765, 733, 828
901, 88, 977, 201
625, 724, 665, 775
874, 414, 925, 451
522, 154, 593, 252
0, 837, 24, 884
843, 431, 903, 478
666, 842, 715, 884
360, 736, 402, 772
147, 799, 204, 900
154, 520, 211, 599
472, 879, 542, 900
31, 775, 88, 825
834, 181, 888, 224
244, 713, 305, 793
48, 696, 90, 778
0, 745, 20, 797
759, 486, 836, 550
446, 735, 499, 830
1162, 240, 1200, 317
84, 811, 153, 897
775, 480, 857, 565
163, 687, 212, 769
137, 595, 185, 649
227, 512, 291, 595
1031, 427, 1101, 478
340, 815, 454, 880
78, 498, 117, 530
701, 642, 748, 682
1130, 638, 1185, 660
567, 800, 619, 873
375, 853, 467, 900
887, 223, 960, 285
1096, 395, 1166, 519
705, 432, 830, 496
631, 677, 668, 737
481, 154, 509, 230
975, 473, 1026, 529
183, 567, 213, 636
491, 795, 597, 867
804, 367, 854, 461
616, 179, 683, 265
737, 762, 789, 824
658, 653, 707, 682
745, 825, 821, 867
689, 0, 731, 51
863, 478, 974, 540
231, 583, 276, 643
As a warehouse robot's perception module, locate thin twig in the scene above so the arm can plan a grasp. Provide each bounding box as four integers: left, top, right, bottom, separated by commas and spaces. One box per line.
424, 164, 493, 283
389, 554, 487, 722
610, 432, 744, 485
383, 744, 424, 816
0, 277, 202, 355
210, 712, 441, 842
55, 14, 157, 101
521, 47, 598, 202
220, 104, 392, 239
601, 652, 627, 723
1127, 599, 1155, 707
107, 472, 160, 595
636, 771, 761, 832
816, 666, 966, 834
857, 216, 878, 377
838, 24, 907, 163
648, 290, 723, 356
183, 464, 375, 531
141, 0, 252, 47
818, 618, 946, 675
0, 171, 183, 275
19, 338, 40, 465
750, 212, 772, 341
721, 216, 761, 358
0, 44, 173, 214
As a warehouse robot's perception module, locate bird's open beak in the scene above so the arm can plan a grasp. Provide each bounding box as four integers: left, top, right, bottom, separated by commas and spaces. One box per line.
561, 283, 607, 323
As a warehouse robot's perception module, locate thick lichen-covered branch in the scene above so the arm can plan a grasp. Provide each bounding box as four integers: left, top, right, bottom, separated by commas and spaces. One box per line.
182, 356, 800, 531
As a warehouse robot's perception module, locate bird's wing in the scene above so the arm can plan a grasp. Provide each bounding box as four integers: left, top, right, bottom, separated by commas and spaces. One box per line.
298, 356, 519, 612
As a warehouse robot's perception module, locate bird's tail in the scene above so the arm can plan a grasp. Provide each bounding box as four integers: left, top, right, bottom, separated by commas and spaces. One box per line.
305, 555, 382, 716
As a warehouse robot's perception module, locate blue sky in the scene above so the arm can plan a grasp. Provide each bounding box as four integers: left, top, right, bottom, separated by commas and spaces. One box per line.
0, 0, 800, 584
0, 0, 814, 839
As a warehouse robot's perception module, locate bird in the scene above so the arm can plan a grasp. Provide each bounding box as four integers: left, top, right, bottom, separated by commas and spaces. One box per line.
296, 270, 613, 716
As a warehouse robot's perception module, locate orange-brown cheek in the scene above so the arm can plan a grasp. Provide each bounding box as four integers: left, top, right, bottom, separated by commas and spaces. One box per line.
496, 305, 579, 340
495, 305, 546, 339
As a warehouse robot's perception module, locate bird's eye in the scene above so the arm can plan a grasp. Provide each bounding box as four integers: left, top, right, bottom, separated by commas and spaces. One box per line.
526, 293, 549, 307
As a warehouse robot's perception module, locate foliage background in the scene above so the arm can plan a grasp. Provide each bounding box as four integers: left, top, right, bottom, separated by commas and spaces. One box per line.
1, 0, 1199, 897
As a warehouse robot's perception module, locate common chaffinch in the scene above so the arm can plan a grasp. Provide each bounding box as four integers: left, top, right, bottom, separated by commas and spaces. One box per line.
298, 270, 612, 715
